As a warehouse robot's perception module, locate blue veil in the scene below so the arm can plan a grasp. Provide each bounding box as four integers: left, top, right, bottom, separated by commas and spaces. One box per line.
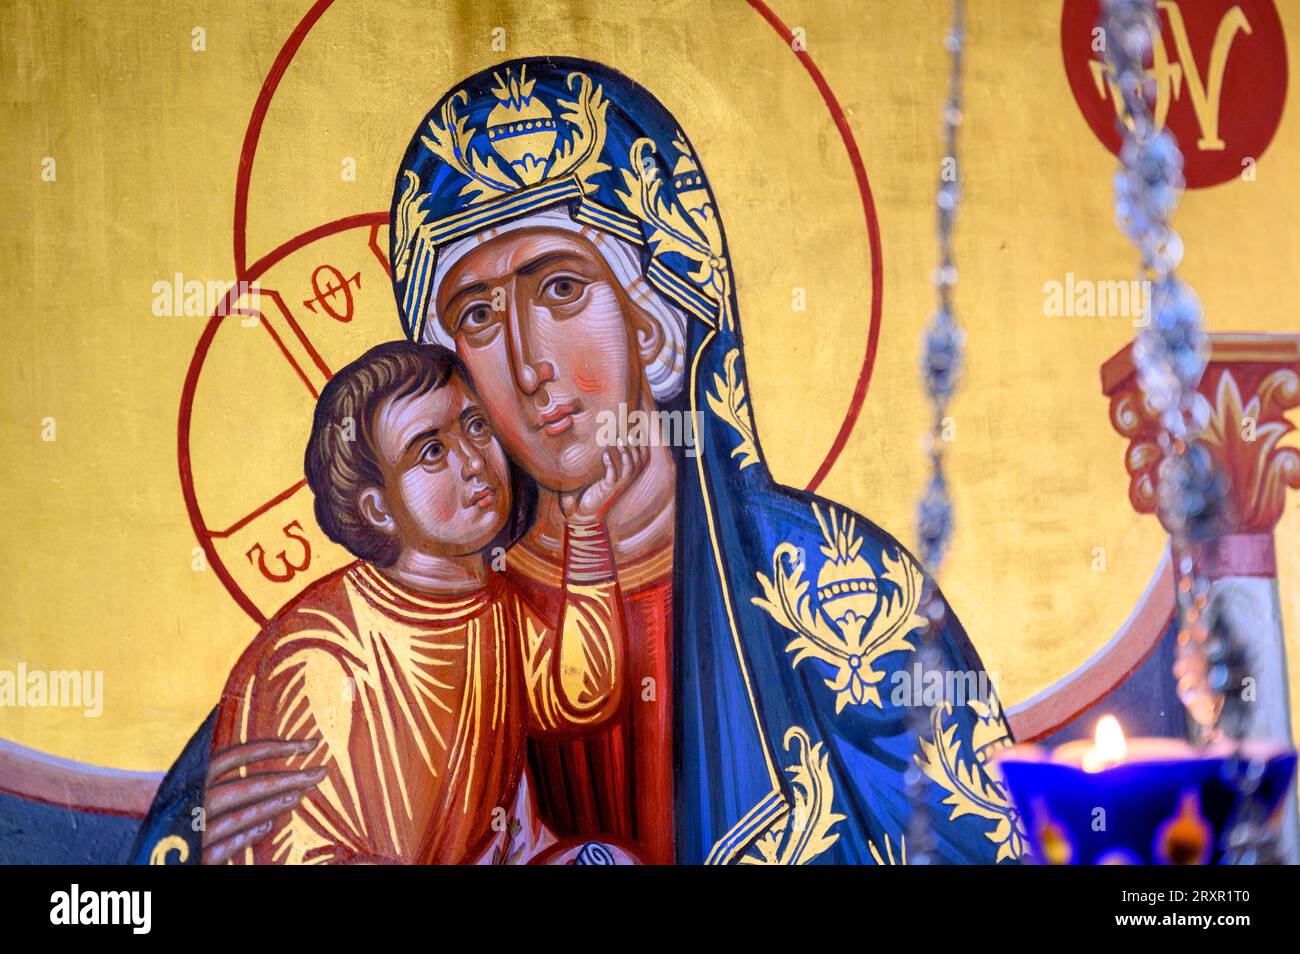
388, 57, 1024, 865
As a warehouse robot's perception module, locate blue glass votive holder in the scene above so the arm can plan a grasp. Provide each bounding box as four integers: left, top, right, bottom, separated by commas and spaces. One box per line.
997, 735, 1296, 865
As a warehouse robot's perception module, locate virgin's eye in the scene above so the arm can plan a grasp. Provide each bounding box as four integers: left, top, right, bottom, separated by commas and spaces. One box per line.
541, 275, 585, 304
459, 303, 495, 333
465, 415, 490, 439
419, 441, 445, 464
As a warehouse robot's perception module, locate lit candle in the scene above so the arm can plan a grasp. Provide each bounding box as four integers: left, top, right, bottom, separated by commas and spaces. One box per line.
1082, 714, 1126, 773
996, 716, 1296, 865
1049, 717, 1196, 772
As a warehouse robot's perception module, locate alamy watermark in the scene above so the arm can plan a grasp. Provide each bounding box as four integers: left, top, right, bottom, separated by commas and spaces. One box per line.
595, 403, 698, 457
50, 884, 150, 934
152, 274, 261, 320
889, 663, 1000, 709
0, 663, 102, 717
1043, 272, 1150, 327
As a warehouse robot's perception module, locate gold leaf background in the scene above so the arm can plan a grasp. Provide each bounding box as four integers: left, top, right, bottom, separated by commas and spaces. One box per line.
1, 0, 1296, 768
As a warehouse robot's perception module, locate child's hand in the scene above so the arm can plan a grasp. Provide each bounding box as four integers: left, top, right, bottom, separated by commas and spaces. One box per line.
560, 441, 650, 523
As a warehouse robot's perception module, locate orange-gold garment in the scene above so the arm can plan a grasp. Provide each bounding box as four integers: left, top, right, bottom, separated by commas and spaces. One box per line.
211, 523, 625, 865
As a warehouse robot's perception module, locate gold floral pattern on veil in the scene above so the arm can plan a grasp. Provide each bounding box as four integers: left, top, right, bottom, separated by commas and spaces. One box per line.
705, 348, 760, 470
867, 832, 906, 865
615, 135, 733, 328
419, 66, 611, 205
753, 504, 925, 712
392, 170, 434, 286
740, 727, 845, 865
916, 702, 1025, 863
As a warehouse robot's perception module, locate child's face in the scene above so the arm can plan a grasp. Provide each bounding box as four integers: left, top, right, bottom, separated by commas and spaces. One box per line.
366, 374, 511, 558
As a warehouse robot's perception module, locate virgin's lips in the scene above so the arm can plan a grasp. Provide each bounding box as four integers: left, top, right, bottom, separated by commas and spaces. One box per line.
468, 486, 496, 510
537, 403, 577, 437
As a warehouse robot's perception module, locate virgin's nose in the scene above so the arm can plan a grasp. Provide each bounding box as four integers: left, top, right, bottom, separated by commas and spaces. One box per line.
506, 296, 556, 395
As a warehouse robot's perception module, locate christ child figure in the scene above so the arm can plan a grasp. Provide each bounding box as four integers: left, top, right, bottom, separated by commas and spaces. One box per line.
208, 340, 643, 864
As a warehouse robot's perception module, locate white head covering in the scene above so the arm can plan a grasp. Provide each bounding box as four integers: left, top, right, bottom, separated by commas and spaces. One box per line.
424, 207, 688, 402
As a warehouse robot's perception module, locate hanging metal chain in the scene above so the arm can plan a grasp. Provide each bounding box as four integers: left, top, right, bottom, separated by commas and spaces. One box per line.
1100, 0, 1276, 864
910, 0, 966, 867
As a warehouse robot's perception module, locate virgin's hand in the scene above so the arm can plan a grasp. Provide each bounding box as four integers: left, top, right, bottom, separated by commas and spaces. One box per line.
200, 738, 326, 865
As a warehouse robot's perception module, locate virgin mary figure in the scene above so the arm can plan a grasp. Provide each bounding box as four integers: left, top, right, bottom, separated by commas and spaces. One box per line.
132, 56, 1024, 866
386, 56, 1023, 865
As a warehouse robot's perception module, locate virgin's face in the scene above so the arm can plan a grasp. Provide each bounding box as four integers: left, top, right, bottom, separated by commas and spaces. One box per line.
434, 228, 655, 492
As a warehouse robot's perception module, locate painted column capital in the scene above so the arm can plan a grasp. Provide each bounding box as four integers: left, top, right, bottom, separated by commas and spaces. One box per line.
1102, 333, 1300, 557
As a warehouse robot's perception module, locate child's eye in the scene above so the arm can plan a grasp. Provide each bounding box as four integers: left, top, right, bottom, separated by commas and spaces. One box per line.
466, 416, 490, 439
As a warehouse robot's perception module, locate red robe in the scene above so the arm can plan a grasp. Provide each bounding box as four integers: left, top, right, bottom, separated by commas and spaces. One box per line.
508, 538, 676, 864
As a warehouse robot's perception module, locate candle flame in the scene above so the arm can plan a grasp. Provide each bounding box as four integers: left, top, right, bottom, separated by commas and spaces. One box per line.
1083, 715, 1127, 773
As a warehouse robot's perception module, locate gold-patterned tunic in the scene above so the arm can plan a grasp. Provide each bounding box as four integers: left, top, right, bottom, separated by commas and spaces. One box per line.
211, 523, 624, 864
